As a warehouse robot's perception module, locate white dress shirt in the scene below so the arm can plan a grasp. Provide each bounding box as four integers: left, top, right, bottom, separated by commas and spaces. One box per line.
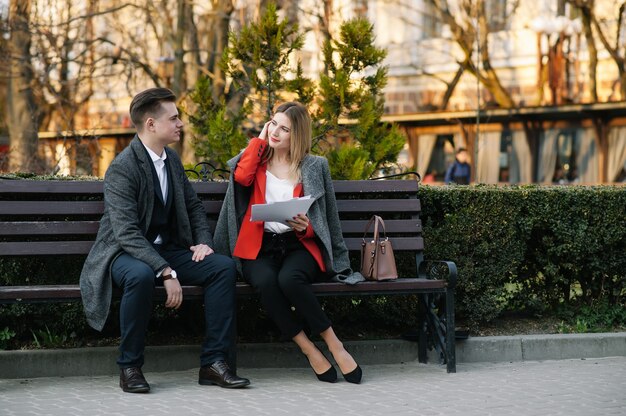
264, 170, 295, 234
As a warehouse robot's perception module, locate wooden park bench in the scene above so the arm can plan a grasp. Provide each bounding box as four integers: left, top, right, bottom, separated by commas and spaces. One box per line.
0, 176, 457, 372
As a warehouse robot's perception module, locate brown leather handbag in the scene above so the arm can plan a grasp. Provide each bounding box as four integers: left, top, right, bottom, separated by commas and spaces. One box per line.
360, 215, 398, 281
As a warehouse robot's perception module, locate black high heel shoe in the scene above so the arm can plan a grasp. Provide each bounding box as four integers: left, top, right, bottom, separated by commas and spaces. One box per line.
341, 365, 362, 384
315, 365, 338, 383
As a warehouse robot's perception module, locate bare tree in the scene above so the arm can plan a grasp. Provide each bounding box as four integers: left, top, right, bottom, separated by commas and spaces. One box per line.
3, 0, 135, 173
432, 0, 515, 108
569, 0, 626, 100
6, 0, 41, 172
99, 0, 240, 159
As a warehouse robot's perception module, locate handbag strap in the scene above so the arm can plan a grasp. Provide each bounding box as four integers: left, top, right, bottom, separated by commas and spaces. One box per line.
362, 215, 387, 243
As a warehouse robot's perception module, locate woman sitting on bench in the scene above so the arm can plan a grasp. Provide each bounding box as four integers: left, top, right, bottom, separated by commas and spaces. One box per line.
215, 102, 364, 384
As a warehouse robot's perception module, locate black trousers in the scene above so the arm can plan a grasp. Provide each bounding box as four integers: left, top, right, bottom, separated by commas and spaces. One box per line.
242, 232, 332, 339
111, 244, 237, 369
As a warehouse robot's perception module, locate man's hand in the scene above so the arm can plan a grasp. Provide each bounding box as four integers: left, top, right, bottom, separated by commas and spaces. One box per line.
190, 244, 214, 262
164, 278, 183, 309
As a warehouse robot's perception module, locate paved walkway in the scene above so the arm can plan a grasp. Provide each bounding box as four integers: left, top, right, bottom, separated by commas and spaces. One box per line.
2, 357, 625, 416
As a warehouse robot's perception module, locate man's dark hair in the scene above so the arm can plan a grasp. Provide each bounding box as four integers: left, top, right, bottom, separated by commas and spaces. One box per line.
129, 88, 176, 130
456, 147, 467, 154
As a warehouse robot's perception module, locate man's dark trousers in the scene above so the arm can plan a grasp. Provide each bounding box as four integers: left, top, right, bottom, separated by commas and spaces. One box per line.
111, 244, 237, 369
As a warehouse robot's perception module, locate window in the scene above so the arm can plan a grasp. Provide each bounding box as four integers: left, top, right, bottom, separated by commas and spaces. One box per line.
422, 0, 442, 39
554, 131, 579, 184
425, 135, 455, 182
499, 132, 512, 182
354, 0, 368, 17
486, 0, 508, 32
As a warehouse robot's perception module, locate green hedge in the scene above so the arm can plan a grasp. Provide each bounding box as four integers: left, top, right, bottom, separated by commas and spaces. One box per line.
419, 184, 626, 327
1, 182, 625, 348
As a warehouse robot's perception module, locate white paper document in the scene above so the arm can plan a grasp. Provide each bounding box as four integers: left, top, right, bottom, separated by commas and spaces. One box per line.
251, 195, 316, 225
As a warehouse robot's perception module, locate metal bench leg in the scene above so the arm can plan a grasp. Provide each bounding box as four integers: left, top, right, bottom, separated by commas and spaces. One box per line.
445, 287, 456, 373
417, 294, 428, 363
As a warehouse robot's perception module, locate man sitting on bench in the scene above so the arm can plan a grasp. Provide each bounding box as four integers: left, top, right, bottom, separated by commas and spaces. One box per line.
79, 87, 250, 393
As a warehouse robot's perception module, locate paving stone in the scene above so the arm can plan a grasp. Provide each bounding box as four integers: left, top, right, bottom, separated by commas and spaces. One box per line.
1, 357, 625, 415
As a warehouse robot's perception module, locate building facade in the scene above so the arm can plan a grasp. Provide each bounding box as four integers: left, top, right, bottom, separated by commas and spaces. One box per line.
3, 0, 626, 182
364, 0, 626, 183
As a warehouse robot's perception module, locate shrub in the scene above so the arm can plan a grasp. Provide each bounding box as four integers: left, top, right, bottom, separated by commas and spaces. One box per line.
418, 184, 626, 329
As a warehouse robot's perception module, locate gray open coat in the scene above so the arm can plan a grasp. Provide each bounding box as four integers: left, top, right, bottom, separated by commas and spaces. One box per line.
79, 137, 213, 331
213, 151, 364, 285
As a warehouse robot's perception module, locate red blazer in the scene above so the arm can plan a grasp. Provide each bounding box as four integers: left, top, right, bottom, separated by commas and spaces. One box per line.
232, 138, 326, 272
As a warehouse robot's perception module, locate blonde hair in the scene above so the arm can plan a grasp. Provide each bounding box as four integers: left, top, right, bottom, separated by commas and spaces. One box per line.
263, 102, 312, 182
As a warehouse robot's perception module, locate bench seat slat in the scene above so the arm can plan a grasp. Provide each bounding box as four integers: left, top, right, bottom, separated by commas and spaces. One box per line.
0, 278, 445, 303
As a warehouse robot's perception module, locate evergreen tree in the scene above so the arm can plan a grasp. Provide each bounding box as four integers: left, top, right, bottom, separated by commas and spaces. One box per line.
189, 5, 404, 179
189, 2, 313, 170
221, 2, 314, 119
188, 76, 248, 171
314, 18, 405, 180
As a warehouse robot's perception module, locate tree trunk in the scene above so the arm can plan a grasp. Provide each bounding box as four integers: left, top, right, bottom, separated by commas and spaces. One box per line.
581, 8, 598, 102
171, 0, 187, 157
172, 0, 186, 97
440, 64, 465, 109
435, 0, 514, 109
477, 1, 514, 108
212, 0, 235, 103
7, 0, 42, 173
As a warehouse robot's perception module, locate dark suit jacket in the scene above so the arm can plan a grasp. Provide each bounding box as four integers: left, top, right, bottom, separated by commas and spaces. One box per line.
79, 136, 212, 331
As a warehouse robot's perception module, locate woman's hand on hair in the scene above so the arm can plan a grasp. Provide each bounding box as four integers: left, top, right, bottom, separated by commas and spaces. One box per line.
259, 121, 271, 141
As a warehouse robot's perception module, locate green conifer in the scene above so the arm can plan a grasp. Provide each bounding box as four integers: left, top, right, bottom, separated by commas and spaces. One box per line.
314, 18, 405, 179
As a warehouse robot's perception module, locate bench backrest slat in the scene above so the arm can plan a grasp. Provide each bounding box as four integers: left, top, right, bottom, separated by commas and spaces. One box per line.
0, 219, 420, 236
1, 221, 101, 235
1, 199, 419, 217
0, 179, 419, 195
0, 237, 424, 256
344, 237, 424, 251
335, 199, 420, 212
0, 201, 105, 215
0, 241, 95, 256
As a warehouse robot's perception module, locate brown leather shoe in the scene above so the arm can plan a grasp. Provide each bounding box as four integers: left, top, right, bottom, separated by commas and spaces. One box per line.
120, 367, 150, 393
198, 360, 250, 388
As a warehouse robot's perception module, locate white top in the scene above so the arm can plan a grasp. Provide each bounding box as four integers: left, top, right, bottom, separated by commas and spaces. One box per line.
264, 170, 295, 234
142, 143, 168, 244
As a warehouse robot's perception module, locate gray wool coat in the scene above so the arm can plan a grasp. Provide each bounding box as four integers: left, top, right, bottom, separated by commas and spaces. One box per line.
79, 136, 213, 331
213, 151, 365, 285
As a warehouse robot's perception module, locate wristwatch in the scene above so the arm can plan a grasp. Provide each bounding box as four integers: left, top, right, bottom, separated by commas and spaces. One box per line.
162, 269, 177, 281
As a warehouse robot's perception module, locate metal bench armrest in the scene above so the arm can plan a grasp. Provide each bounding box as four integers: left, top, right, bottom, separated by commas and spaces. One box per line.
418, 260, 458, 288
